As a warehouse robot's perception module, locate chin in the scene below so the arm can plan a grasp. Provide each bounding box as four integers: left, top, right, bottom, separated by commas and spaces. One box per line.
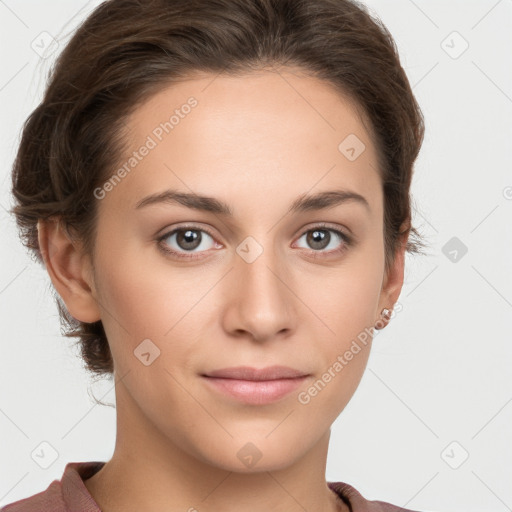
197, 434, 310, 474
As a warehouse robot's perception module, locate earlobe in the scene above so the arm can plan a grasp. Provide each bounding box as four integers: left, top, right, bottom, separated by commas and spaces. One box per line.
37, 218, 101, 323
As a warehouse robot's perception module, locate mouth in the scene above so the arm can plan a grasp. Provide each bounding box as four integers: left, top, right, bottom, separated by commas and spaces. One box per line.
200, 366, 311, 405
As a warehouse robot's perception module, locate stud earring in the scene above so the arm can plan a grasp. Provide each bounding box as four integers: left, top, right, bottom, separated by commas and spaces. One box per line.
374, 307, 392, 330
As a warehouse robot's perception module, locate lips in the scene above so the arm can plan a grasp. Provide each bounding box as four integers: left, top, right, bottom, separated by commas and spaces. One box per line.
200, 365, 311, 405
201, 365, 309, 381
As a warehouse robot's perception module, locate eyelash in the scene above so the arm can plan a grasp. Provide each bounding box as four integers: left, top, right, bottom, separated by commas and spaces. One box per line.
156, 223, 353, 261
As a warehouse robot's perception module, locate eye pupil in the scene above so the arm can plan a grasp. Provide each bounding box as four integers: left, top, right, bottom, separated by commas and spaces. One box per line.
177, 229, 201, 250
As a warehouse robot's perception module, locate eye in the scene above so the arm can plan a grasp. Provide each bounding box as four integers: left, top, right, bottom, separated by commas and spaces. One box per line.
157, 225, 220, 260
157, 223, 352, 261
293, 224, 352, 257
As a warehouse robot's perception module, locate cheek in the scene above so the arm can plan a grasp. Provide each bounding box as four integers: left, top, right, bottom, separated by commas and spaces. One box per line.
92, 228, 177, 328
294, 250, 383, 405
300, 256, 384, 337
296, 272, 379, 423
92, 247, 217, 365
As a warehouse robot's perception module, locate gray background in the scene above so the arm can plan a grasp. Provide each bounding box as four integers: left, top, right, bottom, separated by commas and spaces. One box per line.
1, 1, 511, 511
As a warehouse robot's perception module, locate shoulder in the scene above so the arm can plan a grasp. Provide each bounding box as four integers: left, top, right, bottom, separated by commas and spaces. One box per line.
328, 481, 423, 512
0, 480, 64, 512
1, 461, 104, 512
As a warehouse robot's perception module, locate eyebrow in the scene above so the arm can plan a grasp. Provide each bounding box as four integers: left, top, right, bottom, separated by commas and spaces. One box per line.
135, 188, 371, 215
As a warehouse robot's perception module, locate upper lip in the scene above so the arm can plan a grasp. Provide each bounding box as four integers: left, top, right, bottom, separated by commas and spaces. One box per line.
202, 365, 309, 381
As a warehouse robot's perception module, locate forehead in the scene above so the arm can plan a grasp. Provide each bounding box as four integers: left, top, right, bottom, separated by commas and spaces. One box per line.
130, 68, 375, 143
103, 69, 382, 215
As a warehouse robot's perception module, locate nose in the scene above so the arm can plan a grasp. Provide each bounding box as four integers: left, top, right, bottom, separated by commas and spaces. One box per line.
221, 242, 296, 343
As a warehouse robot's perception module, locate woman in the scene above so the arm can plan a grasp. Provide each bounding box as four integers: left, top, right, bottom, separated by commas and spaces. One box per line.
4, 0, 426, 510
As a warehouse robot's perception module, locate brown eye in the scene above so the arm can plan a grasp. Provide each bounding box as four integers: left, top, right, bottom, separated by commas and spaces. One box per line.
306, 229, 331, 250
294, 225, 352, 256
158, 226, 219, 259
175, 229, 202, 251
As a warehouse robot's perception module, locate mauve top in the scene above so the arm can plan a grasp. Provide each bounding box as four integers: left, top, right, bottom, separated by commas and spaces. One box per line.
0, 461, 421, 512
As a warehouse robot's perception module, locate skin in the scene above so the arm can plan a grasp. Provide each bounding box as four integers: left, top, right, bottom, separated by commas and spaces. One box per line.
38, 67, 406, 512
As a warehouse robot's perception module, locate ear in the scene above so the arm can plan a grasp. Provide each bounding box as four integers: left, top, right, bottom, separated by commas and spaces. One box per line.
37, 217, 101, 323
375, 232, 407, 329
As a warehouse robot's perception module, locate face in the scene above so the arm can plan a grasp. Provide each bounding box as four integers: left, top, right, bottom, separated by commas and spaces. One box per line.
74, 68, 404, 472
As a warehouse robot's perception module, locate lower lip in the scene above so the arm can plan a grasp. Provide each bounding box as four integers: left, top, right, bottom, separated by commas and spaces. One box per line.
202, 376, 309, 405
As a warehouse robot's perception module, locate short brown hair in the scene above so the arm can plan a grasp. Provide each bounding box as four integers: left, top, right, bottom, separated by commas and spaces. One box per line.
10, 0, 426, 378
